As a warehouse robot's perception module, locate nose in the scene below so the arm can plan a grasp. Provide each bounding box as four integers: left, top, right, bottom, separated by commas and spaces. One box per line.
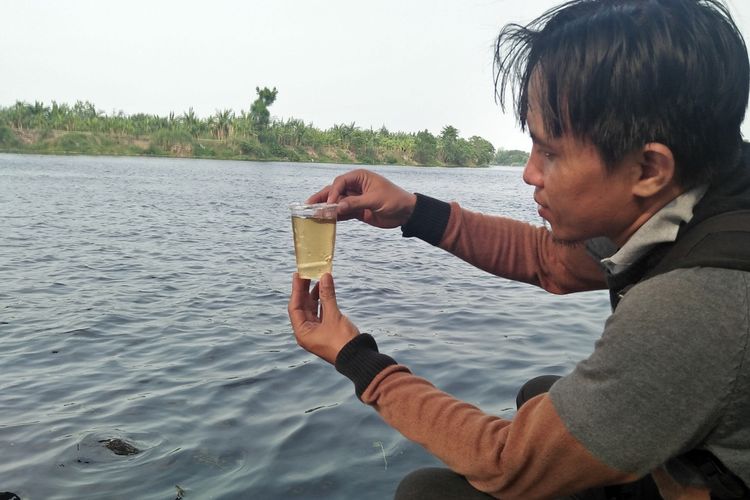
522, 156, 543, 188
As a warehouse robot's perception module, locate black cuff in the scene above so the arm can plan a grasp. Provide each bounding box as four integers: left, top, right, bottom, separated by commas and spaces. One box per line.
401, 193, 452, 246
335, 334, 397, 399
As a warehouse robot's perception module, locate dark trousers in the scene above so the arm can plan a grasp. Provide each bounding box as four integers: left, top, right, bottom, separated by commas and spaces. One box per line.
394, 375, 661, 500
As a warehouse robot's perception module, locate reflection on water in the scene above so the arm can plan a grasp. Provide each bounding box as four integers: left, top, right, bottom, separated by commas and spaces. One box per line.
0, 154, 610, 499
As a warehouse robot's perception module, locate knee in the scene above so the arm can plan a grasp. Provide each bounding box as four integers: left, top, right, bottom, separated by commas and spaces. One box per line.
516, 374, 562, 409
394, 467, 493, 500
395, 468, 446, 500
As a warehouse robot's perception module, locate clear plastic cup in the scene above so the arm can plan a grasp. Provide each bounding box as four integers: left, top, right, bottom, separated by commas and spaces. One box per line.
290, 202, 338, 279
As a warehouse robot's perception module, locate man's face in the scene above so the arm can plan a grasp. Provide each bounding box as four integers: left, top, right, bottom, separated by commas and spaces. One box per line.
522, 100, 640, 246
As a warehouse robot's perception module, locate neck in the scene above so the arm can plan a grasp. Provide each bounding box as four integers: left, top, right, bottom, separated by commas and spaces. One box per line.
611, 185, 685, 248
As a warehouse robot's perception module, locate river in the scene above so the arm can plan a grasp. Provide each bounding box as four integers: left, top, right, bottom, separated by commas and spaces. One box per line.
0, 153, 610, 499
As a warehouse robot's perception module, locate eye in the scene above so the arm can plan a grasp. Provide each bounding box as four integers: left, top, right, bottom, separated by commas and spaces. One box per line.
531, 143, 556, 163
538, 148, 556, 162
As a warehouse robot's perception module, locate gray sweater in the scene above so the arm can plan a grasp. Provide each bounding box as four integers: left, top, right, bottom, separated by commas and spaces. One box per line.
551, 190, 750, 486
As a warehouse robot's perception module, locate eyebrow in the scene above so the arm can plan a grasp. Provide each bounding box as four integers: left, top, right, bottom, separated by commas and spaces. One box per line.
529, 129, 553, 149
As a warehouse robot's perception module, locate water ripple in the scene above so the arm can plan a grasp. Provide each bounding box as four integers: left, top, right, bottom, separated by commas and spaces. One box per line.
0, 154, 610, 499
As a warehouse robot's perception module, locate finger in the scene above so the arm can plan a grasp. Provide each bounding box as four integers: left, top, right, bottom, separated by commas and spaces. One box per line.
299, 276, 319, 322
306, 186, 331, 204
328, 171, 366, 203
288, 273, 313, 328
337, 193, 371, 214
318, 273, 340, 319
311, 281, 321, 319
331, 200, 364, 222
290, 272, 309, 300
324, 177, 346, 205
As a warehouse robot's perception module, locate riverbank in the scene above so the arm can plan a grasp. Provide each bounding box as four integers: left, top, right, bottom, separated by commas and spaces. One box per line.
0, 126, 420, 166
0, 126, 519, 167
0, 100, 529, 167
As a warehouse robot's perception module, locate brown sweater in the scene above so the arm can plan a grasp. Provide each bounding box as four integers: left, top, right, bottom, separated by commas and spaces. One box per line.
335, 202, 712, 499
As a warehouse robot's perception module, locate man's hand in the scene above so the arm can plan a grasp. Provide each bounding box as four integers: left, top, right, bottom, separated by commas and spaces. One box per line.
288, 273, 360, 364
306, 169, 417, 229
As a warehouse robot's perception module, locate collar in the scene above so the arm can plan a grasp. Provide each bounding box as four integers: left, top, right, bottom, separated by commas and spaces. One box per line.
587, 185, 708, 276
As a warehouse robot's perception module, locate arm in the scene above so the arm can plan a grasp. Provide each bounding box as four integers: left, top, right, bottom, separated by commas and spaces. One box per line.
288, 274, 635, 499
337, 337, 636, 499
403, 194, 607, 293
308, 169, 606, 293
307, 169, 417, 229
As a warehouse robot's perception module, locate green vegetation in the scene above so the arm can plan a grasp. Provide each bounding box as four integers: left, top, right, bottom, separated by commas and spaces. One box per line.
493, 148, 530, 166
0, 88, 526, 167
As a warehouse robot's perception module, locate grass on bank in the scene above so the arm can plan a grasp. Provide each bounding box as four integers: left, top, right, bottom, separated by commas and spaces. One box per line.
0, 98, 530, 166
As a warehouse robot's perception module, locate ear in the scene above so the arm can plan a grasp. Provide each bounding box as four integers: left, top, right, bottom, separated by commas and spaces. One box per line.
631, 143, 677, 198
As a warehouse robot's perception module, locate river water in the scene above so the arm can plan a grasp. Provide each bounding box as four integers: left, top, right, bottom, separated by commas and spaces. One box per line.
0, 153, 611, 499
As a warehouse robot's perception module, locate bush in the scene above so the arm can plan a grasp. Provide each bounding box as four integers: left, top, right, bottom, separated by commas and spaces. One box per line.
151, 129, 193, 149
236, 137, 268, 158
494, 148, 529, 166
194, 142, 216, 157
55, 132, 97, 153
337, 150, 352, 163
269, 143, 287, 158
356, 145, 378, 165
0, 124, 19, 148
38, 127, 54, 141
143, 143, 164, 156
384, 154, 400, 165
285, 148, 301, 162
293, 147, 311, 162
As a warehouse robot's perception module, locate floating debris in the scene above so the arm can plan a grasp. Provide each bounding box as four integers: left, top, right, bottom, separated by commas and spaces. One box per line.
373, 441, 388, 470
98, 438, 140, 456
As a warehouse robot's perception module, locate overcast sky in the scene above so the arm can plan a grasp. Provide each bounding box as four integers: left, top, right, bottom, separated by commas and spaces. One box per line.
2, 0, 750, 151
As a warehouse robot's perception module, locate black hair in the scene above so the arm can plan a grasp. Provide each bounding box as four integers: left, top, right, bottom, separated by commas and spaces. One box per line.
494, 0, 750, 188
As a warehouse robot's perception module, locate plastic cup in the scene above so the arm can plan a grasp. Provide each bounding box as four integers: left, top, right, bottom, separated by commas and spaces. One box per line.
290, 202, 338, 279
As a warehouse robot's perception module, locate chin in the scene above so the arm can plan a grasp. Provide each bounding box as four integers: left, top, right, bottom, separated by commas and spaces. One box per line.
546, 224, 586, 247
550, 235, 586, 247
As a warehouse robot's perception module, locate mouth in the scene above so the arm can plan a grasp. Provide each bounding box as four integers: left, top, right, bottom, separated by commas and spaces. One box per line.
534, 198, 550, 220
533, 195, 547, 211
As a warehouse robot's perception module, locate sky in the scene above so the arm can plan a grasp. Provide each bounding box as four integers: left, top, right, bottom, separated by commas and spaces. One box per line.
2, 0, 750, 152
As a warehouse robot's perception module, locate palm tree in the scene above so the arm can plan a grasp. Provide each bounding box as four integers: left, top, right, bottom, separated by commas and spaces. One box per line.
181, 107, 201, 138
212, 109, 233, 141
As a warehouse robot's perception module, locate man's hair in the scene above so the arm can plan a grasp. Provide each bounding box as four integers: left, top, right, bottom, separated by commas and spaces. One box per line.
494, 0, 750, 188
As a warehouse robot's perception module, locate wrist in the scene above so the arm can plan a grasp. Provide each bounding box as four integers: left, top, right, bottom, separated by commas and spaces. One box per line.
400, 192, 417, 225
335, 334, 398, 399
401, 193, 452, 245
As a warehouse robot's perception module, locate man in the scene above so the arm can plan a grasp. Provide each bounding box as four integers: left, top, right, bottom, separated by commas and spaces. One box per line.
288, 0, 750, 498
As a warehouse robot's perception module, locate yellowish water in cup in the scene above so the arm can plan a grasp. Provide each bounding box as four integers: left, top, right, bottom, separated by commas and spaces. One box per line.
290, 203, 338, 279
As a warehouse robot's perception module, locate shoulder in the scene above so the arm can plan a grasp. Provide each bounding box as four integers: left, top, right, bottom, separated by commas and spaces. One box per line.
615, 266, 748, 340
599, 266, 749, 376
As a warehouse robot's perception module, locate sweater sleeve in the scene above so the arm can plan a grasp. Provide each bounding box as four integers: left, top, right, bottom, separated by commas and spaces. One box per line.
335, 334, 637, 499
401, 194, 607, 293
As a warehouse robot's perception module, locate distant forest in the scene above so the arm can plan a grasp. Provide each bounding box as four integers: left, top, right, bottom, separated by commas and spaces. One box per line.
0, 87, 529, 167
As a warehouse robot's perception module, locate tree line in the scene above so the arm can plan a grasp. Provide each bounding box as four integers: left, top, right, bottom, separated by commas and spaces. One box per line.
0, 87, 528, 167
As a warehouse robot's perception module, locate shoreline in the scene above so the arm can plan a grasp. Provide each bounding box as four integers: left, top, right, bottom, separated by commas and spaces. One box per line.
0, 125, 531, 168
0, 148, 505, 169
0, 100, 529, 168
